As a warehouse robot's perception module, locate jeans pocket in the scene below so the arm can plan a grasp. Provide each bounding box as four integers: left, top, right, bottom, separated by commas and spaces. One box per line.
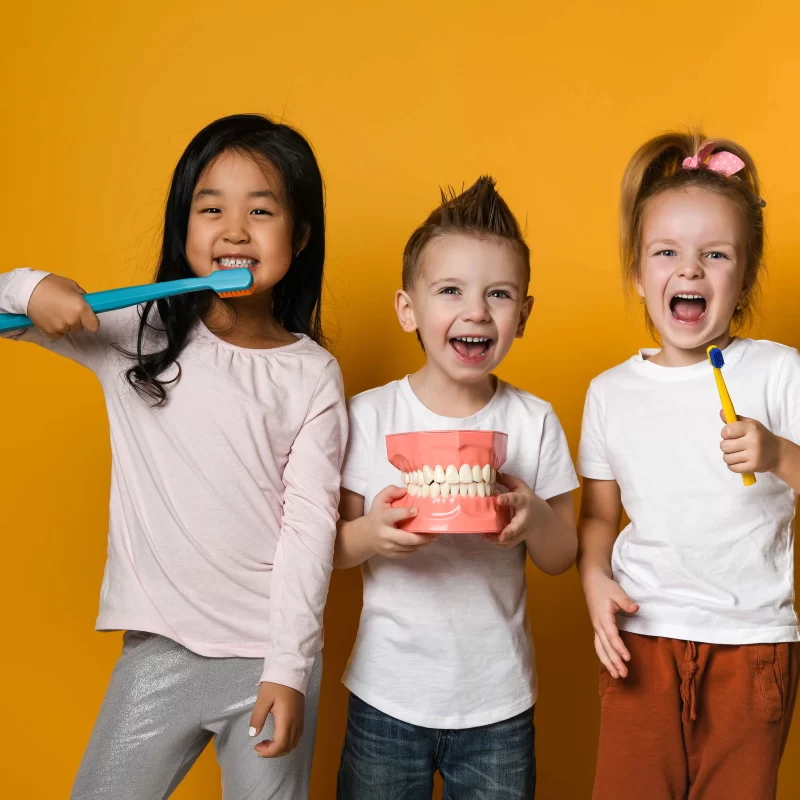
757, 643, 784, 723
599, 664, 612, 698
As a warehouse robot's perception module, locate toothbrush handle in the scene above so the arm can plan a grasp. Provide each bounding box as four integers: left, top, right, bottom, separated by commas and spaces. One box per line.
715, 370, 757, 487
0, 278, 210, 333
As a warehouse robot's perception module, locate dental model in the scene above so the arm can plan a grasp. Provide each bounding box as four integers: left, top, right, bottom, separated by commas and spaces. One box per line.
385, 430, 511, 533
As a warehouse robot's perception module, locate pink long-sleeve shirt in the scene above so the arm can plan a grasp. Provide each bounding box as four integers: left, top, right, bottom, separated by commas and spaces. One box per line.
0, 269, 347, 692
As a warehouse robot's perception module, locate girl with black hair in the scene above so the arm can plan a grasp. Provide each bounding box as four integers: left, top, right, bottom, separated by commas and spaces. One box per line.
0, 114, 346, 799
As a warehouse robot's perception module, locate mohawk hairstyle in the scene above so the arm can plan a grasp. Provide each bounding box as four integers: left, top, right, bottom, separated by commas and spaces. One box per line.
402, 176, 530, 289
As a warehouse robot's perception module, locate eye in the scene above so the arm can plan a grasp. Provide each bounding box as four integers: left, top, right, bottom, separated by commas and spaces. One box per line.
655, 249, 677, 257
705, 251, 729, 260
251, 208, 273, 216
200, 207, 222, 214
488, 290, 511, 299
438, 286, 460, 295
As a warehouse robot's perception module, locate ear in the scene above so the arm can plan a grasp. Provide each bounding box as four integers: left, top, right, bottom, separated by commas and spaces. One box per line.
634, 275, 645, 301
515, 296, 535, 338
395, 289, 418, 333
294, 224, 311, 257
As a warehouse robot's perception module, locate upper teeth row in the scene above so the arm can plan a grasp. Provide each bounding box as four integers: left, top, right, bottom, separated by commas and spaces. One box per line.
218, 258, 257, 267
455, 337, 489, 343
674, 293, 703, 300
403, 464, 496, 485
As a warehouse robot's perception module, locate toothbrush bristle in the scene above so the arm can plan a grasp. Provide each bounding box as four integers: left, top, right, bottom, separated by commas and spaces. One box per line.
708, 347, 725, 368
218, 288, 255, 298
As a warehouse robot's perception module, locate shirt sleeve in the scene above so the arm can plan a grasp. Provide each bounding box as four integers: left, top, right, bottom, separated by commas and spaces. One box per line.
260, 359, 348, 692
533, 405, 580, 500
0, 268, 114, 372
776, 347, 800, 444
577, 381, 615, 480
340, 397, 371, 498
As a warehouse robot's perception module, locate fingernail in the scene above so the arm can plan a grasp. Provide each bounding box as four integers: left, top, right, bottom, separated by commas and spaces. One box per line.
249, 726, 257, 737
410, 508, 418, 516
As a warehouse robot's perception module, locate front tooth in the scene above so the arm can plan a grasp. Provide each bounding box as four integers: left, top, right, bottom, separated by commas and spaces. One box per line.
446, 465, 460, 484
433, 465, 445, 483
482, 464, 491, 483
401, 472, 408, 484
491, 467, 496, 484
421, 484, 430, 498
416, 470, 423, 485
468, 483, 477, 497
440, 481, 451, 497
459, 484, 469, 497
430, 482, 440, 499
471, 465, 482, 482
459, 464, 473, 483
422, 465, 434, 485
409, 484, 418, 496
477, 481, 486, 498
485, 483, 493, 496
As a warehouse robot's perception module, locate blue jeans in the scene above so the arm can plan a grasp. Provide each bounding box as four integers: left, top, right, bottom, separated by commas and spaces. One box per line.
337, 693, 536, 799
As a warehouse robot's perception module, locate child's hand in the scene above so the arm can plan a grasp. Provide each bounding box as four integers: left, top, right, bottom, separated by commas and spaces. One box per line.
482, 472, 544, 548
249, 682, 305, 758
719, 410, 781, 474
26, 274, 100, 340
583, 570, 639, 679
365, 485, 438, 559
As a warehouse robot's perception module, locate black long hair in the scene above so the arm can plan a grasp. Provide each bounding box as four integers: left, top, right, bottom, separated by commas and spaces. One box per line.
123, 114, 326, 405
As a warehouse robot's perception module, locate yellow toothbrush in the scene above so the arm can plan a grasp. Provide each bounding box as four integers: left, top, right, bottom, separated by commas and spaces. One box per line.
707, 345, 756, 487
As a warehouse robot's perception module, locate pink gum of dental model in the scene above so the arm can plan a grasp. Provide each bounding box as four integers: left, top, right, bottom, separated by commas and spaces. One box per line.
385, 430, 511, 534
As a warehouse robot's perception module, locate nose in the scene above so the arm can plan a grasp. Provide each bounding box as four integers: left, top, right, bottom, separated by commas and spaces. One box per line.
461, 295, 491, 324
223, 214, 250, 245
676, 255, 704, 280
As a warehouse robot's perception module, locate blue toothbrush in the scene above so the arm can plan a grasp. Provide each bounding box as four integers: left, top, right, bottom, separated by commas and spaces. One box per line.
0, 268, 254, 333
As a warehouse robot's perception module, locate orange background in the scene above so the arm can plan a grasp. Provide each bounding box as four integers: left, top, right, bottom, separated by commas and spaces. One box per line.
2, 1, 799, 797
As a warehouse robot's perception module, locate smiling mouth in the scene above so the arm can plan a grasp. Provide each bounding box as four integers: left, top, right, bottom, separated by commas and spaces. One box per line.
669, 293, 707, 324
215, 257, 259, 270
449, 336, 494, 361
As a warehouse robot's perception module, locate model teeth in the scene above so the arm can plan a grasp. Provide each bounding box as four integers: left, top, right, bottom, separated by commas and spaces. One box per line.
218, 257, 257, 267
402, 462, 497, 499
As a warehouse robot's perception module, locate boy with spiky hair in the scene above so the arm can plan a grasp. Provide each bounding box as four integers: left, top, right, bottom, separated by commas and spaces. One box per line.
334, 177, 578, 798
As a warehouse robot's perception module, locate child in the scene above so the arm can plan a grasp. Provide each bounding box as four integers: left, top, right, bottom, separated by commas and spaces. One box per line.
577, 132, 800, 799
334, 177, 579, 799
0, 114, 347, 799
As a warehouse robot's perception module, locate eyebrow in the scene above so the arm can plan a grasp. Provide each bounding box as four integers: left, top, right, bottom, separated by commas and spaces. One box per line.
193, 188, 279, 201
645, 238, 736, 249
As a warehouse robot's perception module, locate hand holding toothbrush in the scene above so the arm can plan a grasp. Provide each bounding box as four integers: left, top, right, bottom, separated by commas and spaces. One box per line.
719, 411, 783, 477
26, 274, 100, 340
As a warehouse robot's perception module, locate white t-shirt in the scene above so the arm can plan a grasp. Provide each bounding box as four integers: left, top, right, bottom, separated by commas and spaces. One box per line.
578, 337, 800, 645
341, 376, 578, 729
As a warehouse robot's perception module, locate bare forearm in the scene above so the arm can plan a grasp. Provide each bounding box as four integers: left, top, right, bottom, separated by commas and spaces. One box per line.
333, 516, 375, 570
525, 500, 577, 575
773, 437, 800, 493
577, 515, 617, 583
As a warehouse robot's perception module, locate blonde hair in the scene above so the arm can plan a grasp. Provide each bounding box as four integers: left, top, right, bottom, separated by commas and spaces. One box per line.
620, 131, 765, 332
402, 176, 530, 290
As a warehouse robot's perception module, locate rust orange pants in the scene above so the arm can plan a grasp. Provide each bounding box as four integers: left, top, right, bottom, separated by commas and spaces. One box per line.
593, 632, 800, 800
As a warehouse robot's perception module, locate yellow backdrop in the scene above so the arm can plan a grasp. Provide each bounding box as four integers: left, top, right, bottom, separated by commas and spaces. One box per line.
2, 1, 799, 797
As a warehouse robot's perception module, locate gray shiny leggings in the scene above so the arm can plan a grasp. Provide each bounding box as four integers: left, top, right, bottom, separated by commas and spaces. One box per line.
71, 632, 321, 799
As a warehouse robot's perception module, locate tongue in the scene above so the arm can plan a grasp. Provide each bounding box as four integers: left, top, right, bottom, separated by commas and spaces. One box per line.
452, 339, 486, 358
672, 299, 705, 323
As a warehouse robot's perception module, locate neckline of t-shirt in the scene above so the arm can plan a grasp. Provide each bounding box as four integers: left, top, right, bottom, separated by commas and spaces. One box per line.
194, 319, 309, 355
398, 375, 505, 425
631, 337, 750, 381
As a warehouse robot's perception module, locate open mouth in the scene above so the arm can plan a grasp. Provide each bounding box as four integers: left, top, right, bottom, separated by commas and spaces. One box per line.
449, 336, 493, 361
669, 293, 707, 324
215, 257, 259, 271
